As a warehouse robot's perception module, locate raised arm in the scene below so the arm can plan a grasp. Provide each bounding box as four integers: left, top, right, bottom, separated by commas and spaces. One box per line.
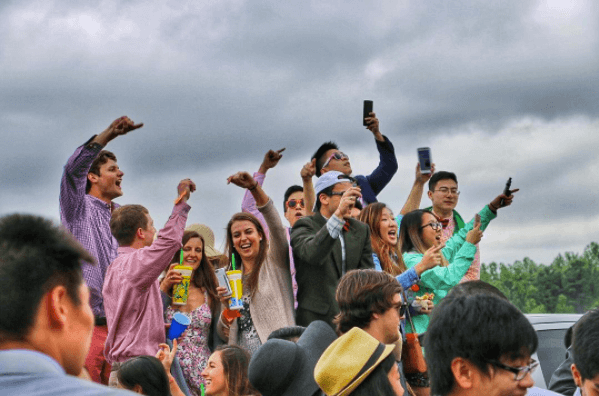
133, 179, 194, 289
300, 158, 316, 216
363, 112, 399, 197
92, 116, 144, 147
240, 148, 285, 236
399, 163, 436, 215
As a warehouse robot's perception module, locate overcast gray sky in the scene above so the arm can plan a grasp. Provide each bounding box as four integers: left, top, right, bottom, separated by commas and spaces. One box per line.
1, 0, 598, 266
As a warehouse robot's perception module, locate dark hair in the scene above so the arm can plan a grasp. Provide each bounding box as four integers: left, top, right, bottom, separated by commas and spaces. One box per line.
283, 185, 304, 213
428, 171, 458, 192
267, 326, 306, 342
564, 325, 574, 349
225, 213, 268, 297
216, 345, 258, 396
445, 280, 508, 301
86, 150, 117, 193
0, 214, 94, 341
334, 269, 402, 335
315, 184, 335, 213
170, 231, 219, 314
573, 309, 599, 381
110, 205, 149, 246
359, 203, 407, 276
425, 294, 538, 396
398, 210, 428, 254
351, 353, 397, 396
312, 141, 339, 177
117, 356, 171, 396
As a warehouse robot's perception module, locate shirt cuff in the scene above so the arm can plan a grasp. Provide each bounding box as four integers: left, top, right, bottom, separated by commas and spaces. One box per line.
326, 215, 345, 239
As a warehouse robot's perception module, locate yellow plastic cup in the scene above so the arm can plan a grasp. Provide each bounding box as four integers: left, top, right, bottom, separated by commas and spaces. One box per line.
172, 265, 193, 306
226, 270, 243, 310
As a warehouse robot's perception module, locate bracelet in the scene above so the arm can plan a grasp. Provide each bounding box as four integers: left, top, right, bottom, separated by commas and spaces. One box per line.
249, 182, 258, 191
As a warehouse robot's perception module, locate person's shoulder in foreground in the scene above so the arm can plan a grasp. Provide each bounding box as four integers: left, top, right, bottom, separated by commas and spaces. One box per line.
0, 213, 133, 395
571, 309, 599, 396
0, 350, 133, 395
425, 292, 538, 396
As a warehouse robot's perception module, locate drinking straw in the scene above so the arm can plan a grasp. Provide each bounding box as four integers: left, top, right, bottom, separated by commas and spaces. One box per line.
174, 191, 186, 204
179, 249, 184, 265
232, 254, 236, 271
200, 383, 205, 396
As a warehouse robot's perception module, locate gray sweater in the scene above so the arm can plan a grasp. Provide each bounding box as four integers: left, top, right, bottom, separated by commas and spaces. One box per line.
217, 199, 296, 344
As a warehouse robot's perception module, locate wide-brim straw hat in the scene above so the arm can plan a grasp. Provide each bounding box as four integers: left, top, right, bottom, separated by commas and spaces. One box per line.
314, 327, 395, 396
249, 321, 337, 396
185, 223, 221, 257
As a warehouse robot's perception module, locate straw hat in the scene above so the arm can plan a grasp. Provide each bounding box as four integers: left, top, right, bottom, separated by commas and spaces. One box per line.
314, 327, 395, 396
185, 223, 221, 257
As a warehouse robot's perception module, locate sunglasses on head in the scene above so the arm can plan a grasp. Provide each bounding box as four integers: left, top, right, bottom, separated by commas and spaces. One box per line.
287, 199, 305, 209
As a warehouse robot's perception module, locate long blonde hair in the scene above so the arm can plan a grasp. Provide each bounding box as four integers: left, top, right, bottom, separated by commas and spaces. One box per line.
359, 203, 408, 276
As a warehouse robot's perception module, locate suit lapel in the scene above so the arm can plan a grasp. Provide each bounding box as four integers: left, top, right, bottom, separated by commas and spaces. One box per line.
314, 213, 343, 278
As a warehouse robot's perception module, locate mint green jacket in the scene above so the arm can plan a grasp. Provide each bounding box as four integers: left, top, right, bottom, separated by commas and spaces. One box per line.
403, 205, 496, 334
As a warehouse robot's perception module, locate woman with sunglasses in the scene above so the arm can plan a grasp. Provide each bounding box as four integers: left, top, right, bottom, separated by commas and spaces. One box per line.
398, 190, 517, 335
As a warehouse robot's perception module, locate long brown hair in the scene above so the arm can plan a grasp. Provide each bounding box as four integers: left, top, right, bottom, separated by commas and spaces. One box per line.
225, 213, 269, 297
171, 231, 219, 312
359, 203, 408, 276
216, 345, 258, 396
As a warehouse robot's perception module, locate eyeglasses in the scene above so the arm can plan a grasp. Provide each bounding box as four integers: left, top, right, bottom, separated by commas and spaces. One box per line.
287, 199, 305, 209
392, 302, 408, 317
420, 222, 442, 231
330, 190, 349, 197
433, 187, 460, 196
486, 359, 539, 381
322, 151, 349, 169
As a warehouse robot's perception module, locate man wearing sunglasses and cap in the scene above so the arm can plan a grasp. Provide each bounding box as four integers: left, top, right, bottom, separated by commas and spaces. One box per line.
291, 171, 374, 329
312, 112, 398, 205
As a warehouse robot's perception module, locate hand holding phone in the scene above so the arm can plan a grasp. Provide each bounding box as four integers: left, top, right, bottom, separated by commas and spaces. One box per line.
417, 147, 432, 174
215, 268, 232, 297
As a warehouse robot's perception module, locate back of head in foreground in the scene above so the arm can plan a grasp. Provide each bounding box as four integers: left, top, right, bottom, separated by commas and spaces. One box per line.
424, 294, 538, 396
0, 214, 94, 374
572, 308, 599, 394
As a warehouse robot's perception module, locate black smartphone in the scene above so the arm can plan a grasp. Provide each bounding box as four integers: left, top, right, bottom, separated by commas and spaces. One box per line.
417, 147, 432, 174
363, 100, 373, 126
500, 177, 512, 206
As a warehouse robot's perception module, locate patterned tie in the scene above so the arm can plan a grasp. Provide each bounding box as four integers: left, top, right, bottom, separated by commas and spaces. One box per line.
439, 218, 450, 229
343, 221, 350, 231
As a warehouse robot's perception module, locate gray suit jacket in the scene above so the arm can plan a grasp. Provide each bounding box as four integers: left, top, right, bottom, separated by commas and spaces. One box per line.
291, 213, 374, 328
0, 349, 134, 396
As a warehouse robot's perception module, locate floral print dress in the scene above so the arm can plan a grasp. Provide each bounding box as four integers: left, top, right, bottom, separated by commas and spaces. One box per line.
165, 292, 212, 396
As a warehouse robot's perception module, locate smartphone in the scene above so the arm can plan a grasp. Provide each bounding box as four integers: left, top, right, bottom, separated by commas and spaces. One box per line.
363, 100, 373, 126
417, 147, 432, 174
215, 268, 232, 297
474, 214, 481, 228
500, 177, 512, 206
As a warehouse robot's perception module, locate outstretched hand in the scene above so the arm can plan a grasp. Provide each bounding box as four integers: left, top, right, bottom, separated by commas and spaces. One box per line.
175, 179, 196, 203
489, 189, 519, 212
259, 148, 285, 173
301, 158, 316, 181
156, 339, 178, 374
227, 172, 256, 190
93, 116, 144, 146
364, 112, 383, 141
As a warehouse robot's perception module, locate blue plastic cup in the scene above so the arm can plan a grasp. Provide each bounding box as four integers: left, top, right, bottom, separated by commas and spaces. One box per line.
168, 312, 191, 340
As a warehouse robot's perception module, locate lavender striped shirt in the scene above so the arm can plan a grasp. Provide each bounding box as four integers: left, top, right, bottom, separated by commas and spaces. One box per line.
59, 138, 119, 318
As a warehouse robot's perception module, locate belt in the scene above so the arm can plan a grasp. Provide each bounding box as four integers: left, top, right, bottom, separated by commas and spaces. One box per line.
95, 316, 107, 326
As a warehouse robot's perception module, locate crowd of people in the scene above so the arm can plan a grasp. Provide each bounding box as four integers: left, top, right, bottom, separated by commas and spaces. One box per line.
1, 114, 596, 396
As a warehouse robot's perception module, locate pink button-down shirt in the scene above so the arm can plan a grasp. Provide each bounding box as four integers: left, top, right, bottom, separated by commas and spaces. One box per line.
103, 202, 190, 364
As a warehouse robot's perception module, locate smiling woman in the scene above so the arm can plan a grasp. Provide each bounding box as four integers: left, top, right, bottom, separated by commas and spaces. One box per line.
216, 171, 295, 356
201, 345, 258, 396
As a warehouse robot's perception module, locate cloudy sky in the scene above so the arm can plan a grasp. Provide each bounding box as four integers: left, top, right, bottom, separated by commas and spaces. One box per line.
1, 0, 598, 266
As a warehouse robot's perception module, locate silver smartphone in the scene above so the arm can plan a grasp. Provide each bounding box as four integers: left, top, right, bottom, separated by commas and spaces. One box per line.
417, 147, 432, 174
215, 268, 232, 297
